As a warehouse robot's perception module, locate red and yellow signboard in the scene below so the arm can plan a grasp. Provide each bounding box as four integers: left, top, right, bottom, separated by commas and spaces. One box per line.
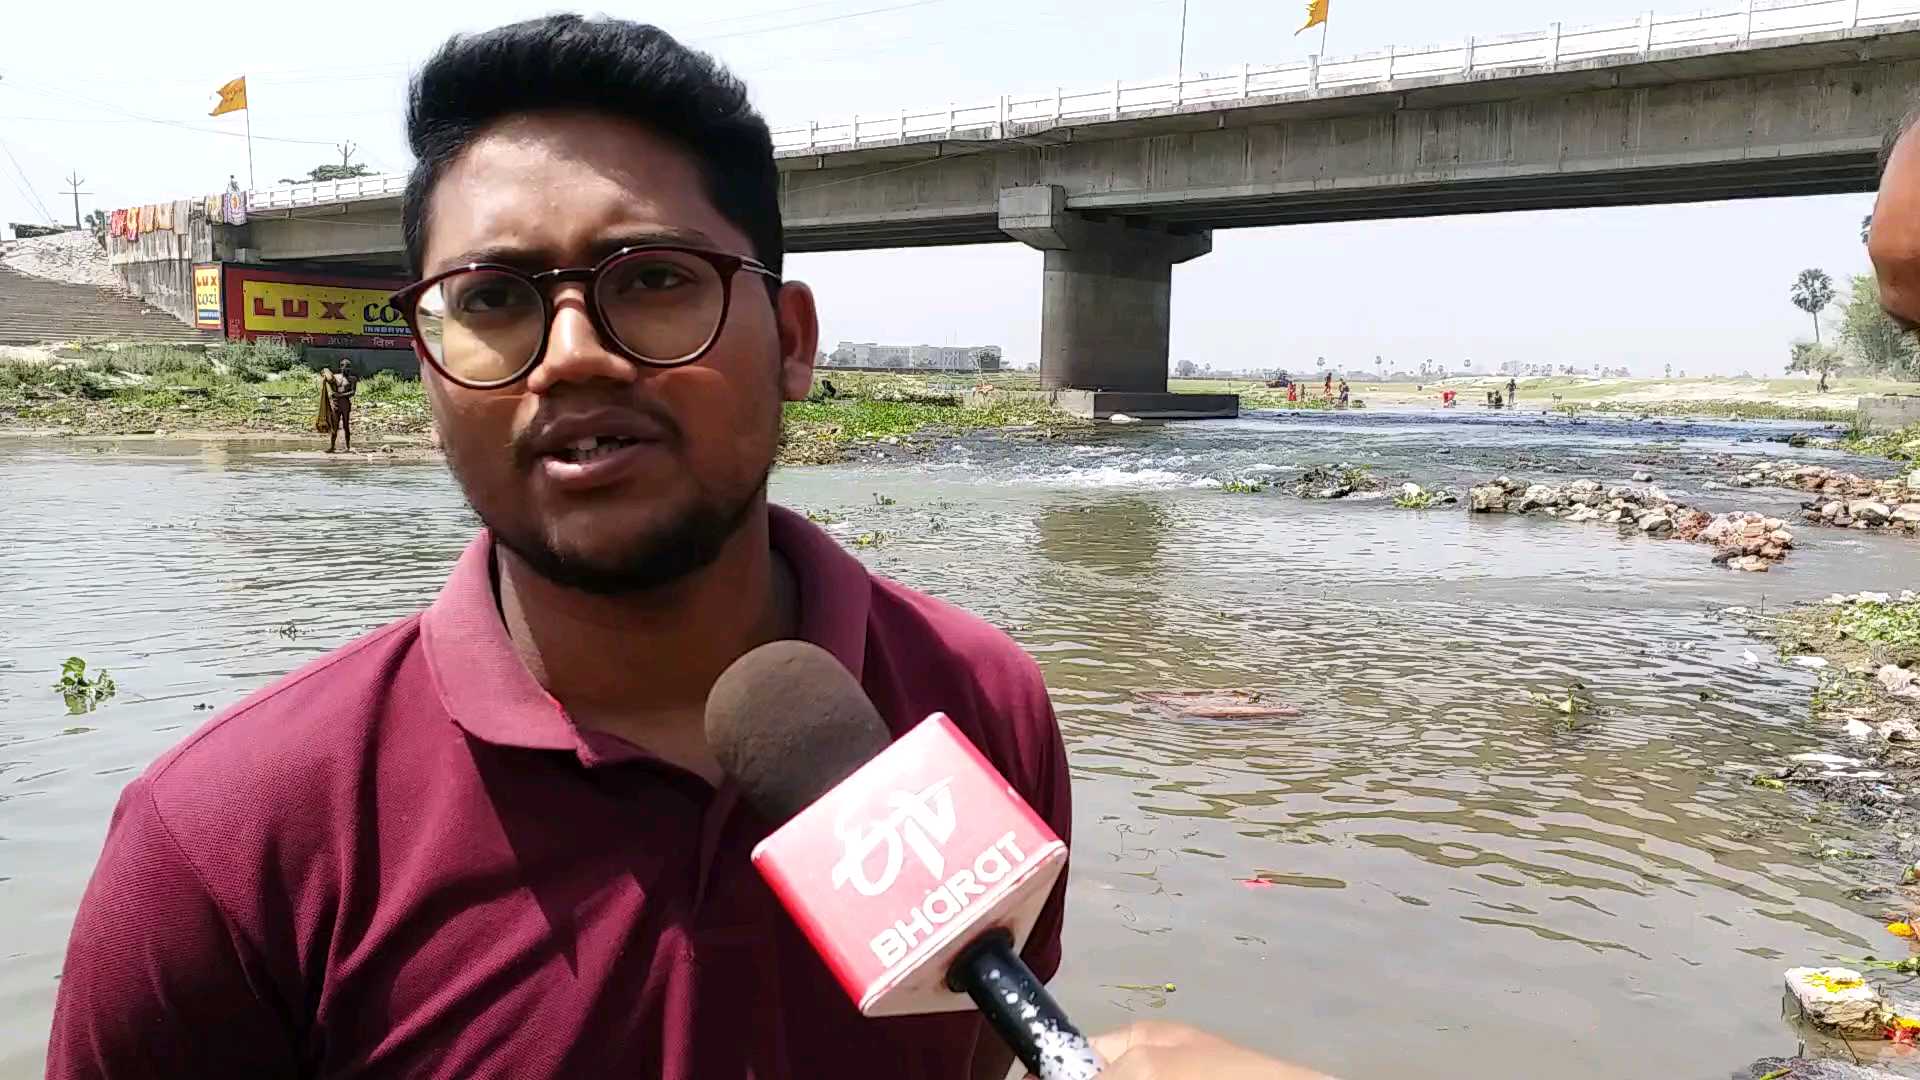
220, 266, 411, 349
192, 264, 222, 329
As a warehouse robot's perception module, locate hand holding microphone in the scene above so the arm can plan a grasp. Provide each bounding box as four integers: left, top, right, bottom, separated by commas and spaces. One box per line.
705, 643, 1336, 1080
706, 641, 1104, 1080
1075, 1022, 1336, 1080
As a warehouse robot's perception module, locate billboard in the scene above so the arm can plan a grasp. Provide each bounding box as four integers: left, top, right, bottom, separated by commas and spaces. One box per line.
192, 265, 223, 329
220, 265, 412, 349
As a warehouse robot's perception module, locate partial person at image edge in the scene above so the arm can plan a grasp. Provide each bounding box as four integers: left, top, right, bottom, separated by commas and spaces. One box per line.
43, 17, 1066, 1080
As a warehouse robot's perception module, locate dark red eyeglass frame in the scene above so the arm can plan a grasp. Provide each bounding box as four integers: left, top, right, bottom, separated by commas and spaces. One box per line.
388, 244, 781, 390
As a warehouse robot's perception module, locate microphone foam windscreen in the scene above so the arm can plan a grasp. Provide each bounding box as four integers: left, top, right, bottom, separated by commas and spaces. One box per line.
704, 640, 892, 823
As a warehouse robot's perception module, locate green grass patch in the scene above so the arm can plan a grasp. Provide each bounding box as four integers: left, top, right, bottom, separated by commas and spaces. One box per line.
1549, 399, 1856, 422
0, 345, 431, 436
1838, 422, 1920, 462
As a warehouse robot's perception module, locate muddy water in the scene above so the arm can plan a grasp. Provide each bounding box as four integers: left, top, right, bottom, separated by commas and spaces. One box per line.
3, 411, 1918, 1078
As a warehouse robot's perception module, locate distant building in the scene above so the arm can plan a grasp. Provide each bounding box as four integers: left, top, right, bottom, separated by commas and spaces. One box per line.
826, 341, 999, 371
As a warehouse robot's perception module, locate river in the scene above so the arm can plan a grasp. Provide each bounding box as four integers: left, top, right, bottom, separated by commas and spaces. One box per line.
3, 409, 1917, 1078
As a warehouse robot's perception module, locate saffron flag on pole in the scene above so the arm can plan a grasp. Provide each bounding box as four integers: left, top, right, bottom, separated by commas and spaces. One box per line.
1296, 0, 1329, 35
210, 77, 248, 117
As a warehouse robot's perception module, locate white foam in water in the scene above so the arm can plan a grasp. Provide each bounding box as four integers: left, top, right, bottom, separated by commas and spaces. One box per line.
1038, 466, 1213, 489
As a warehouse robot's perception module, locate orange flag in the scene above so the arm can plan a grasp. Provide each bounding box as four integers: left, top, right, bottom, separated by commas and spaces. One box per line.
210, 77, 248, 117
1296, 0, 1329, 35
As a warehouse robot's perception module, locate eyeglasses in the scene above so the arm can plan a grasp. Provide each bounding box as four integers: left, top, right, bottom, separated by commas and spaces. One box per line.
389, 244, 780, 389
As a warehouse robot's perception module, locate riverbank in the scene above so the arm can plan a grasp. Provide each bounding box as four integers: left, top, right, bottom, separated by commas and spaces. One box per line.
1733, 594, 1920, 1075
0, 348, 1087, 463
1176, 374, 1919, 425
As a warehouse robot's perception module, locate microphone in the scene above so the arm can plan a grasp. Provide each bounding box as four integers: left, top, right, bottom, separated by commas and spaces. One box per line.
706, 641, 1103, 1080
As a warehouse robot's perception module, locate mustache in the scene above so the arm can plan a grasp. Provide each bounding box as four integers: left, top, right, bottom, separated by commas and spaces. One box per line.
508, 398, 684, 471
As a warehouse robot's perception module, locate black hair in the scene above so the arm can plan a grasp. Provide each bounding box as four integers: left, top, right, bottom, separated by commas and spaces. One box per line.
401, 15, 782, 277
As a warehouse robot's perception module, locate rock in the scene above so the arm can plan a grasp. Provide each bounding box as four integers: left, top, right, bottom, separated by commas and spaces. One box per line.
1733, 554, 1772, 572
1602, 509, 1624, 523
1784, 968, 1892, 1035
1850, 500, 1892, 525
1880, 665, 1918, 696
1821, 501, 1843, 519
1638, 513, 1672, 535
1632, 471, 1653, 482
1894, 503, 1920, 525
1772, 528, 1795, 547
1793, 656, 1831, 669
1880, 717, 1920, 742
1109, 413, 1140, 425
1468, 483, 1508, 513
1848, 717, 1876, 741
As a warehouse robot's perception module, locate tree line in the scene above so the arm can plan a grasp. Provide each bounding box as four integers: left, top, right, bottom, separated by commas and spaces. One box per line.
1789, 226, 1918, 390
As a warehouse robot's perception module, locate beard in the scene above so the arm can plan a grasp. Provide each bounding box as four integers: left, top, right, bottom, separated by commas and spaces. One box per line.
476, 470, 767, 596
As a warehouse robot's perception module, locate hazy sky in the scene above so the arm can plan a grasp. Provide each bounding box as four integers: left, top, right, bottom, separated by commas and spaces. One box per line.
0, 0, 1882, 375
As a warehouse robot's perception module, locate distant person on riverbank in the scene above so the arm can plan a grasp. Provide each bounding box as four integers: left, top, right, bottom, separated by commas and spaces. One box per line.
317, 359, 357, 453
1869, 104, 1920, 334
1337, 380, 1350, 406
1287, 382, 1298, 403
1323, 371, 1333, 397
1507, 378, 1518, 404
45, 17, 1081, 1080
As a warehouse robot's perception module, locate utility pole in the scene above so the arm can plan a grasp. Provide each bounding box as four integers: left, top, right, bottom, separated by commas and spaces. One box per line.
336, 141, 358, 169
1176, 0, 1190, 85
59, 171, 89, 231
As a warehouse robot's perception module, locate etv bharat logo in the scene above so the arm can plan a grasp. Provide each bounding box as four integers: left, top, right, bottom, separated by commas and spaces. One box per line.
830, 778, 957, 897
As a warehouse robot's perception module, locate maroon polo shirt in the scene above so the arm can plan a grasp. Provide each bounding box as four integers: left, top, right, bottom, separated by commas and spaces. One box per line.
47, 507, 1070, 1080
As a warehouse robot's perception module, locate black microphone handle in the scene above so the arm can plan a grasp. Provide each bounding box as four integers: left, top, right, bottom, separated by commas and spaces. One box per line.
948, 930, 1105, 1080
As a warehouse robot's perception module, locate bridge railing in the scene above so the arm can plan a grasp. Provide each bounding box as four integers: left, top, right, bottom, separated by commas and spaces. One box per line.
248, 173, 408, 213
769, 0, 1920, 153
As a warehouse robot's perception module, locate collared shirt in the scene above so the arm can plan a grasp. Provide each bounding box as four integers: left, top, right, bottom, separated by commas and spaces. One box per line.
47, 507, 1070, 1079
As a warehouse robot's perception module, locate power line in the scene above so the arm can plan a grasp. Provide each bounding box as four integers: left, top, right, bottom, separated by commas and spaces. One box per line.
696, 0, 944, 41
0, 137, 57, 223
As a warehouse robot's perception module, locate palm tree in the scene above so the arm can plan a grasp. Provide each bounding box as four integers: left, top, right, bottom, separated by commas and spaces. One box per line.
1790, 268, 1836, 344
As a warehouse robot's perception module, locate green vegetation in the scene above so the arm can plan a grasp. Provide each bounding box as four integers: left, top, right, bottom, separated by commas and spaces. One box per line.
52, 656, 115, 714
1548, 399, 1857, 422
1772, 597, 1920, 671
1392, 485, 1445, 509
1839, 422, 1920, 462
1839, 273, 1918, 380
0, 343, 432, 437
1790, 268, 1837, 345
780, 373, 1087, 465
1786, 341, 1845, 394
0, 351, 1086, 461
1218, 479, 1265, 494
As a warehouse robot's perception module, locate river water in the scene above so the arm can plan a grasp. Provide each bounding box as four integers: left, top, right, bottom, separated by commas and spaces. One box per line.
3, 410, 1918, 1078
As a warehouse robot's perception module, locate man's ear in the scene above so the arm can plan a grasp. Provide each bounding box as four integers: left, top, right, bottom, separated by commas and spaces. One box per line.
773, 281, 819, 402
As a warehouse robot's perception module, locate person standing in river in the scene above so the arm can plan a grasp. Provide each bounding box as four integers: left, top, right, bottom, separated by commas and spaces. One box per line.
38, 16, 1320, 1080
1507, 377, 1518, 405
320, 359, 358, 453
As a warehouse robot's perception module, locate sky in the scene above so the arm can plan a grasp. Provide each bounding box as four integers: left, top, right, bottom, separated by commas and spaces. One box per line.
0, 0, 1883, 375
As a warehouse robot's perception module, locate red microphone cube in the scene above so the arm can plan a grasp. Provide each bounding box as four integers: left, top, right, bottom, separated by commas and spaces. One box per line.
751, 713, 1068, 1016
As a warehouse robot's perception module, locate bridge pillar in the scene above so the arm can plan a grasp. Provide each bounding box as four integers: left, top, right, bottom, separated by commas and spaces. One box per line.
998, 185, 1235, 419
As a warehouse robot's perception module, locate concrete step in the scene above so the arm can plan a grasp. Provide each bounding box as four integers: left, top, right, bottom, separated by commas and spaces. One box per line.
0, 266, 221, 346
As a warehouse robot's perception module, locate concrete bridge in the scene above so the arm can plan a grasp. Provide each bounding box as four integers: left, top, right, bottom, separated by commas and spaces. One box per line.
211, 0, 1920, 416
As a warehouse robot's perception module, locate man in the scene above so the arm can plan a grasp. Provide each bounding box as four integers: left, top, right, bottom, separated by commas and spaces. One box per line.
1870, 105, 1920, 332
47, 18, 1071, 1079
1506, 377, 1518, 405
321, 358, 358, 452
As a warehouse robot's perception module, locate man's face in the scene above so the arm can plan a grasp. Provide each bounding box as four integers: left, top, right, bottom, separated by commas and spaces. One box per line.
1871, 126, 1920, 333
416, 110, 816, 593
